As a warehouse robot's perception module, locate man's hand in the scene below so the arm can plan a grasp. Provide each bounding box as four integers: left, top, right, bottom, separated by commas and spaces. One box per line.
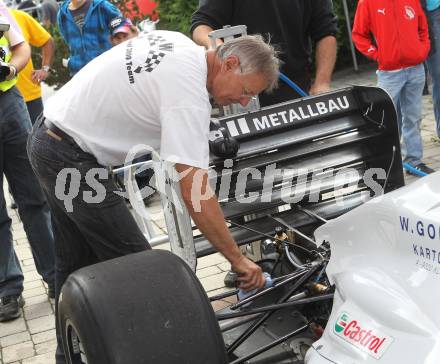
192, 24, 223, 50
231, 255, 265, 291
312, 36, 336, 96
31, 69, 49, 84
175, 163, 266, 292
309, 82, 331, 96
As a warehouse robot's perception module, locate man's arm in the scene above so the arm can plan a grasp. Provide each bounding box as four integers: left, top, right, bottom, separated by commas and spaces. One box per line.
8, 41, 30, 79
15, 9, 54, 83
0, 5, 29, 80
190, 0, 232, 48
192, 24, 222, 49
308, 0, 338, 95
352, 0, 378, 61
417, 3, 430, 59
175, 163, 265, 291
31, 37, 54, 83
310, 35, 337, 95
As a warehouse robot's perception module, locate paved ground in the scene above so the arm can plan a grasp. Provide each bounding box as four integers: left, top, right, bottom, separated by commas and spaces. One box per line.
1, 64, 439, 364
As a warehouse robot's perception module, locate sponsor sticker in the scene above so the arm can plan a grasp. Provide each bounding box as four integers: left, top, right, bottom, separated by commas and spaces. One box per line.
333, 312, 393, 359
214, 91, 356, 139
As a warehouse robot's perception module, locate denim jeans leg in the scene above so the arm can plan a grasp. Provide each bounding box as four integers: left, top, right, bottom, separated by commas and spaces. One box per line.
28, 122, 151, 364
400, 64, 425, 166
377, 69, 406, 158
0, 88, 28, 297
45, 192, 96, 364
26, 98, 44, 125
0, 174, 23, 298
2, 88, 55, 286
426, 7, 440, 137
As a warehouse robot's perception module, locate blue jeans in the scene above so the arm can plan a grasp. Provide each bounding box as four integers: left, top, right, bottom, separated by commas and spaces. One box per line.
426, 7, 440, 137
0, 87, 55, 298
26, 97, 44, 125
377, 64, 425, 166
27, 116, 151, 364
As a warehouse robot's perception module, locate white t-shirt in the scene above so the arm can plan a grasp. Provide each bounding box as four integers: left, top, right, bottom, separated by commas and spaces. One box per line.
44, 31, 212, 169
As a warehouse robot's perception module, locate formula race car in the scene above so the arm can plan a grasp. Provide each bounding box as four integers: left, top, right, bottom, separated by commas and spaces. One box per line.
55, 85, 439, 364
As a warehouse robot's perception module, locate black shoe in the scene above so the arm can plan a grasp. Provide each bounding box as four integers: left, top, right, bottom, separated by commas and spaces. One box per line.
406, 163, 435, 176
48, 283, 55, 299
0, 295, 23, 322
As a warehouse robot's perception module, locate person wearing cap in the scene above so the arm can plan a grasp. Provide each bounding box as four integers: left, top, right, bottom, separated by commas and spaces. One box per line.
109, 16, 138, 47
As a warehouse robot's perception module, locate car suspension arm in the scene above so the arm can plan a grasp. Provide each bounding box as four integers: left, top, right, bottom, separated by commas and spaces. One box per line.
230, 268, 308, 310
226, 263, 322, 354
228, 322, 310, 364
217, 293, 334, 321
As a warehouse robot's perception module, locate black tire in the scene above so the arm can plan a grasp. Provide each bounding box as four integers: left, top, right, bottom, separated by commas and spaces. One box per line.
58, 250, 227, 364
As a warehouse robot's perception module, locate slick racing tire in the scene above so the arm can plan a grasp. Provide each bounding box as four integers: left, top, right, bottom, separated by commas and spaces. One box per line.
58, 250, 227, 364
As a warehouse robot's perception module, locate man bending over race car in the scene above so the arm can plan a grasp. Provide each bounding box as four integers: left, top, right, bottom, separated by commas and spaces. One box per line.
27, 30, 280, 364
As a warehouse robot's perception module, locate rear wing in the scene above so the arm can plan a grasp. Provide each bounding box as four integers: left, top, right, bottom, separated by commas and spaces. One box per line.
134, 86, 404, 270
193, 85, 404, 257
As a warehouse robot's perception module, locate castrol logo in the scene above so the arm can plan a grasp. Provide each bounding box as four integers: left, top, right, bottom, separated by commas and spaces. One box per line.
333, 312, 394, 359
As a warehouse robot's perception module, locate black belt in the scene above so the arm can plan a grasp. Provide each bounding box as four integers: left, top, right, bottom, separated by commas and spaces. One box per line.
44, 118, 75, 143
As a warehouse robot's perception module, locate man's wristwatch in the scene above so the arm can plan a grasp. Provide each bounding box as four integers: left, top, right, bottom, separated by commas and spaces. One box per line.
42, 65, 50, 72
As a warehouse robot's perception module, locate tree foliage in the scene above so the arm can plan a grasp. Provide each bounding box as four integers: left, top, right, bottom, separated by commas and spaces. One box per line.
156, 0, 197, 35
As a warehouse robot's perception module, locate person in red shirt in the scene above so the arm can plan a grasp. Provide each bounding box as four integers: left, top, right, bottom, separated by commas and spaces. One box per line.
352, 0, 435, 175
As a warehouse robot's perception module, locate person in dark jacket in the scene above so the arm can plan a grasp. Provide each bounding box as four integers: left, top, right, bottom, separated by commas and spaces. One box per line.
57, 0, 121, 75
191, 0, 338, 106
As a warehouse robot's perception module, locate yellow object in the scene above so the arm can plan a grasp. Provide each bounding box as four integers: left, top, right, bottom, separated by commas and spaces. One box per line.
0, 35, 17, 92
11, 9, 50, 102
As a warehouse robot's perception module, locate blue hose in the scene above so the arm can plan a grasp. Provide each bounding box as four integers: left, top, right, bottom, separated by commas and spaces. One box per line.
403, 163, 428, 177
279, 72, 309, 97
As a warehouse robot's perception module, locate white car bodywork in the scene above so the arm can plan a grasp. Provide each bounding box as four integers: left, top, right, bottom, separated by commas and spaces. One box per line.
306, 171, 440, 363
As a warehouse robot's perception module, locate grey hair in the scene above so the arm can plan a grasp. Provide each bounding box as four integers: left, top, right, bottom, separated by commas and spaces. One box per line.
216, 34, 280, 93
